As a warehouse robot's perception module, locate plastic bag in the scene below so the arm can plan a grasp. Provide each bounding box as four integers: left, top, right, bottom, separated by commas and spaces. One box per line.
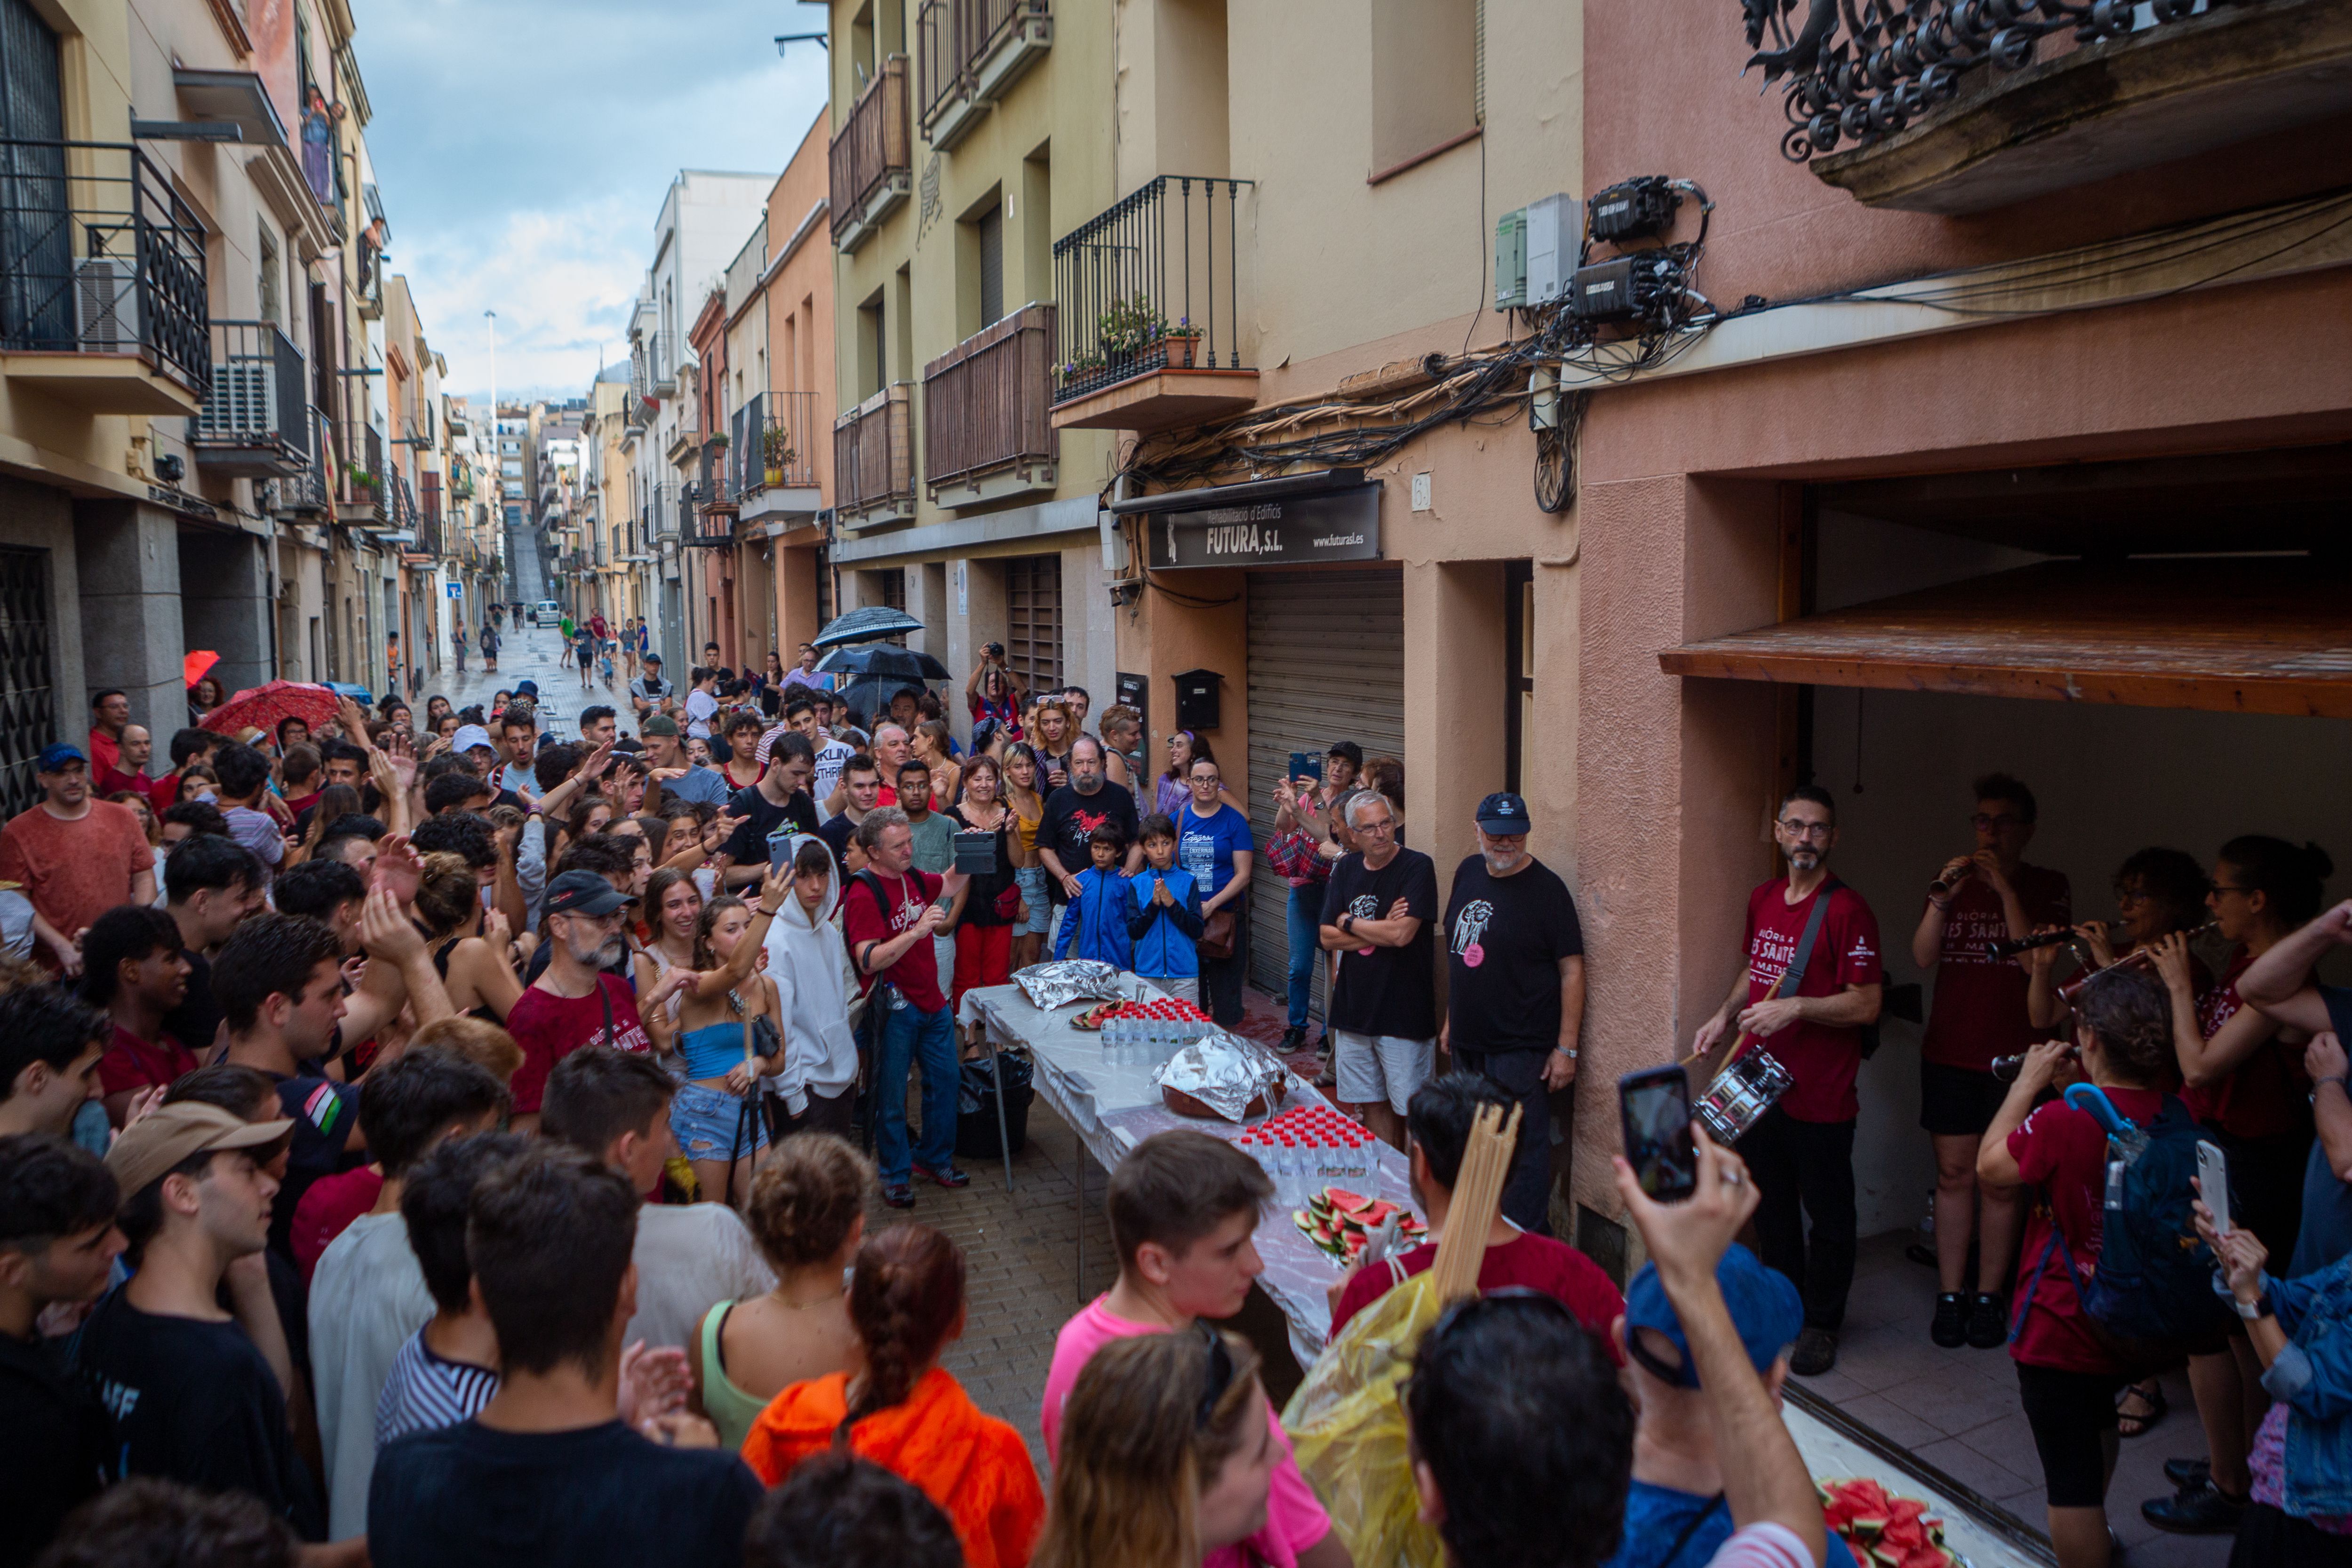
1281, 1268, 1447, 1568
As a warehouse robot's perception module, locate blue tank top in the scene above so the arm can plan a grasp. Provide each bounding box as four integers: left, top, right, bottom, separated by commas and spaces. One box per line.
676, 1021, 748, 1082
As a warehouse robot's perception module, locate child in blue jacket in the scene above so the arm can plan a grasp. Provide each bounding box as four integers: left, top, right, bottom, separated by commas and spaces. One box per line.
1126, 813, 1204, 1003
1053, 822, 1134, 968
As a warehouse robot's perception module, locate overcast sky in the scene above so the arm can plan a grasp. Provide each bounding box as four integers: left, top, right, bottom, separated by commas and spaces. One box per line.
351, 0, 831, 406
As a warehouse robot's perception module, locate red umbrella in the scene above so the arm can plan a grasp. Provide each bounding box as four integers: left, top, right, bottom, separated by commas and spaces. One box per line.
183, 650, 220, 690
199, 680, 341, 739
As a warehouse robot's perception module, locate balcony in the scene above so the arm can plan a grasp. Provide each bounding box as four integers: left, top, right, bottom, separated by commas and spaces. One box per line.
191, 320, 310, 477
650, 479, 683, 539
1749, 0, 2352, 214
924, 302, 1057, 507
338, 419, 389, 525
918, 0, 1053, 151
734, 390, 824, 527
631, 331, 676, 399
1050, 175, 1257, 434
0, 140, 209, 415
355, 240, 383, 320
830, 56, 912, 254
833, 383, 917, 529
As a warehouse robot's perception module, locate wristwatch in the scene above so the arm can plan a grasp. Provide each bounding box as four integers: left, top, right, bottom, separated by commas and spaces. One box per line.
2233, 1292, 2272, 1321
1339, 914, 1356, 936
2312, 1075, 2349, 1105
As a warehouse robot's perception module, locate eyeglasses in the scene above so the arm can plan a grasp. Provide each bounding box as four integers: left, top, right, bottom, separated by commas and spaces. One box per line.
1970, 812, 2024, 831
1776, 820, 1832, 840
1355, 817, 1396, 836
1194, 1321, 1237, 1429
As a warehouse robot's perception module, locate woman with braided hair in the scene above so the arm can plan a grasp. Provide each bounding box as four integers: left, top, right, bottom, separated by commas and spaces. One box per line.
741, 1223, 1045, 1568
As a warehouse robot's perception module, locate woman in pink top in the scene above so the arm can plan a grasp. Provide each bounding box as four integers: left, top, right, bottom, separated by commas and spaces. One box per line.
1041, 1130, 1346, 1568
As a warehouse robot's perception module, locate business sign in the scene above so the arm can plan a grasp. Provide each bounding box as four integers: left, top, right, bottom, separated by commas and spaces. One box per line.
1148, 482, 1381, 570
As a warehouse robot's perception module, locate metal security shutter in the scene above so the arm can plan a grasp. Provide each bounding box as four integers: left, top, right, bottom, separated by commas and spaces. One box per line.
1244, 566, 1404, 1003
1005, 553, 1062, 692
0, 545, 54, 819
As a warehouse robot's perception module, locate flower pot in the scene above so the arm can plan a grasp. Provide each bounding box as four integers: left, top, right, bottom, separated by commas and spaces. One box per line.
1165, 336, 1197, 370
764, 466, 784, 487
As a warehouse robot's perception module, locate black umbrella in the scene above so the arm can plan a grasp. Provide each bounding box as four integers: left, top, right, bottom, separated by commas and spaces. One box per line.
833, 676, 929, 724
815, 644, 951, 681
811, 605, 928, 648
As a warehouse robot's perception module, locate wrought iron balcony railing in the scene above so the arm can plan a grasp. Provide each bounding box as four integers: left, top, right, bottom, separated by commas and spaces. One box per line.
918, 0, 1052, 146
0, 139, 208, 394
192, 320, 310, 476
1051, 175, 1251, 405
1741, 0, 2259, 163
925, 302, 1055, 491
731, 390, 821, 501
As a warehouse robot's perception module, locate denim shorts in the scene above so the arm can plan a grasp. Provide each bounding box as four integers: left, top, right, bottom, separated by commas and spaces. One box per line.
669, 1079, 767, 1162
1014, 865, 1052, 936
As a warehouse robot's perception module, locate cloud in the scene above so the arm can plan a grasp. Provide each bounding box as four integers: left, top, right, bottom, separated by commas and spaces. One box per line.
351, 0, 831, 403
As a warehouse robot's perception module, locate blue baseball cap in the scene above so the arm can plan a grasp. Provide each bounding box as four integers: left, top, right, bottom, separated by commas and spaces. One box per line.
1475, 791, 1529, 831
514, 679, 540, 698
1622, 1243, 1802, 1387
37, 742, 87, 772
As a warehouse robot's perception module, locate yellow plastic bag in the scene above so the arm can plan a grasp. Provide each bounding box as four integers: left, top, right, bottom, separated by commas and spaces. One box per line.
1280, 1268, 1446, 1568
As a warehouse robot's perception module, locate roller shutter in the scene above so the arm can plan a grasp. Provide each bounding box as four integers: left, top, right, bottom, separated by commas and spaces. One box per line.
1243, 566, 1404, 1005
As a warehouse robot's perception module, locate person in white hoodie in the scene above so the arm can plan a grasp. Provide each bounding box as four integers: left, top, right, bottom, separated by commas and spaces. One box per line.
761, 834, 866, 1140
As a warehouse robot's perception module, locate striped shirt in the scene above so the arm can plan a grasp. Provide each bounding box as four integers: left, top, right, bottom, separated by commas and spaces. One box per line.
375, 1328, 497, 1449
1706, 1524, 1817, 1568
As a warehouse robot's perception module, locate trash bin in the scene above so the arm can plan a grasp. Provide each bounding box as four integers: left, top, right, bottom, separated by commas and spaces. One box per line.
956, 1050, 1034, 1160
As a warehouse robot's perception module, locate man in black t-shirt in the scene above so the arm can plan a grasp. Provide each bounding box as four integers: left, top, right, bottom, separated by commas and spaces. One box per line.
369, 1143, 757, 1568
818, 753, 884, 878
1039, 737, 1141, 902
159, 835, 265, 1057
1441, 791, 1586, 1234
0, 1135, 120, 1568
74, 1101, 323, 1542
722, 732, 819, 885
1319, 790, 1439, 1149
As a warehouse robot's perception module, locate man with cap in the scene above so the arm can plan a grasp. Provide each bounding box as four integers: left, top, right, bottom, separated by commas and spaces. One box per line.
629, 652, 674, 724
1440, 790, 1586, 1234
639, 715, 731, 807
71, 1099, 332, 1545
504, 870, 656, 1133
0, 743, 155, 976
1599, 1243, 1858, 1568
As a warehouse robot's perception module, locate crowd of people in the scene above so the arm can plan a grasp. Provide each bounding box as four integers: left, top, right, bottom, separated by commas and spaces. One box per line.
11, 625, 2352, 1568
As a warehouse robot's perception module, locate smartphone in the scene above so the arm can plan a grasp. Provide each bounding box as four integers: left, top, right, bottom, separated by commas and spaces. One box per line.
2197, 1139, 2231, 1236
1287, 751, 1325, 784
1619, 1065, 1698, 1202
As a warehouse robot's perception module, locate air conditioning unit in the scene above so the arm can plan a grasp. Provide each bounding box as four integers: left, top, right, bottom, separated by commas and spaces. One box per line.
199, 362, 276, 439
74, 258, 140, 352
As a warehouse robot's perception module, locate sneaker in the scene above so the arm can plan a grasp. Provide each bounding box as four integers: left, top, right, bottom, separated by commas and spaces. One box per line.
912, 1163, 970, 1190
2163, 1457, 2212, 1488
1279, 1026, 1307, 1052
2141, 1479, 2247, 1534
1965, 1292, 2008, 1349
1929, 1292, 1968, 1348
881, 1184, 916, 1210
1789, 1327, 1838, 1377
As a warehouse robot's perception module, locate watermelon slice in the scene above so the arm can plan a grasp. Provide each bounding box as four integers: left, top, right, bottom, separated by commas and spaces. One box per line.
1324, 1188, 1373, 1216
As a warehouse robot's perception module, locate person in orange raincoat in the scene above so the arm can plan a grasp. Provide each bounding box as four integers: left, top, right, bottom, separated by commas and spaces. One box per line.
741, 1223, 1044, 1568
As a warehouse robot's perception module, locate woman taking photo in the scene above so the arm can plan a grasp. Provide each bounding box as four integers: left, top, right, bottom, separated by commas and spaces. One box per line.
691, 1134, 872, 1451
644, 864, 795, 1205
412, 852, 523, 1024
949, 754, 1027, 1012
913, 719, 962, 810
968, 649, 1023, 739
1033, 1329, 1277, 1568
1032, 700, 1076, 793
1002, 744, 1051, 970
741, 1224, 1044, 1568
1178, 756, 1254, 1028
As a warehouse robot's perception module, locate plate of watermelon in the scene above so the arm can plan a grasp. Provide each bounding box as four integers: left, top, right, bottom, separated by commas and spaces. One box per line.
1816, 1478, 1967, 1568
1296, 1186, 1427, 1267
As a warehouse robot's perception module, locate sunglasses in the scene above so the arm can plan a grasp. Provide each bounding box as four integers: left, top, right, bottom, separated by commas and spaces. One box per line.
1194, 1321, 1237, 1429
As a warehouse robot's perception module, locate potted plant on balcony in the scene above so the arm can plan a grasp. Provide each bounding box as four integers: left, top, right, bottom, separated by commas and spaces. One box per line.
1096, 294, 1168, 368
1163, 316, 1204, 370
762, 422, 795, 487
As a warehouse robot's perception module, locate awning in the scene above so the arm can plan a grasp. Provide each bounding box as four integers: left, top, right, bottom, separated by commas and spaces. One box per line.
1658, 558, 2352, 720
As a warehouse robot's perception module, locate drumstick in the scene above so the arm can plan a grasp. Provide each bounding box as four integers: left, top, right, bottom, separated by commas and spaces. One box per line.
1428, 1101, 1522, 1304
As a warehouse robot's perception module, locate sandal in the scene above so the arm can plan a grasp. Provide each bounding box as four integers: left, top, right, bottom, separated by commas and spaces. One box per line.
2115, 1378, 2167, 1438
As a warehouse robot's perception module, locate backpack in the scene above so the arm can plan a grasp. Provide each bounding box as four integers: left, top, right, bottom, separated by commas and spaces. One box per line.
2012, 1096, 2236, 1370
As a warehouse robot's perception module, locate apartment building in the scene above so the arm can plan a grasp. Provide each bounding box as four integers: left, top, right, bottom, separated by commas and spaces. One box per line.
821, 0, 1116, 713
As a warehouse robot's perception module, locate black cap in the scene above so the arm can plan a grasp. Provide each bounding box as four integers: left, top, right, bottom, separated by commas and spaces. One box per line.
1327, 740, 1364, 767
543, 869, 630, 917
1475, 791, 1530, 831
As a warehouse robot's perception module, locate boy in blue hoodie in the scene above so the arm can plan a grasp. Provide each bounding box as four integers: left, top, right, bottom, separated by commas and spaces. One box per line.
1126, 812, 1204, 1003
1054, 822, 1134, 968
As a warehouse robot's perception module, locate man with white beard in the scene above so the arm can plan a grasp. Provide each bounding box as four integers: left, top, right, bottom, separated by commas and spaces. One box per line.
1438, 792, 1587, 1234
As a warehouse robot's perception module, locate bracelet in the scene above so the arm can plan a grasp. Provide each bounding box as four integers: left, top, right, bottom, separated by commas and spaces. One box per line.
2314, 1075, 2350, 1105
756, 904, 783, 917
2233, 1291, 2271, 1321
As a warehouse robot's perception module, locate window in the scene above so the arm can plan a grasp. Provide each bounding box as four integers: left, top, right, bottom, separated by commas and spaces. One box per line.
1004, 554, 1063, 693
977, 201, 1003, 329
1504, 560, 1533, 794
258, 224, 281, 326
1369, 0, 1479, 179
858, 292, 885, 399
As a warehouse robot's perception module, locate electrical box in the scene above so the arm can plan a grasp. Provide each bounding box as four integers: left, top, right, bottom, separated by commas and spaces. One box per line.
1588, 176, 1680, 245
1567, 250, 1683, 324
1493, 208, 1527, 310
1099, 509, 1129, 575
1524, 192, 1579, 307
1172, 668, 1222, 732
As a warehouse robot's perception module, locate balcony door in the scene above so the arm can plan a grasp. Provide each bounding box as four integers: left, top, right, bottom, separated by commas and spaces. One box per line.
0, 0, 66, 350
1004, 553, 1063, 694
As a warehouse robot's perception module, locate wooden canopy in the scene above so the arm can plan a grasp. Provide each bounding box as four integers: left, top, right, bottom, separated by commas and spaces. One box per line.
1658, 558, 2352, 719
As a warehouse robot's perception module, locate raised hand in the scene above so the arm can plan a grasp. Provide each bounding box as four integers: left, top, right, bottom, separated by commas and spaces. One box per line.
371, 832, 423, 906
359, 887, 427, 965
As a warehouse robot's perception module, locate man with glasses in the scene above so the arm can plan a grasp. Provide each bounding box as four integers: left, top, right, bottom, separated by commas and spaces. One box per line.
504, 871, 655, 1134
1689, 783, 1882, 1376
1910, 773, 2069, 1352
1320, 790, 1439, 1150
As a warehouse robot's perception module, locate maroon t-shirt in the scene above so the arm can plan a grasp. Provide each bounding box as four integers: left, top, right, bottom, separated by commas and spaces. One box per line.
1921, 864, 2072, 1073
1328, 1230, 1626, 1357
506, 975, 653, 1114
96, 1023, 197, 1099
841, 868, 947, 1013
2008, 1084, 2173, 1374
2183, 947, 2311, 1140
1741, 878, 1883, 1123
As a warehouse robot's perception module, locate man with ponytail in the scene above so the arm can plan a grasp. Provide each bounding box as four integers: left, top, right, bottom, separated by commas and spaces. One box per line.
740, 1223, 1044, 1568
